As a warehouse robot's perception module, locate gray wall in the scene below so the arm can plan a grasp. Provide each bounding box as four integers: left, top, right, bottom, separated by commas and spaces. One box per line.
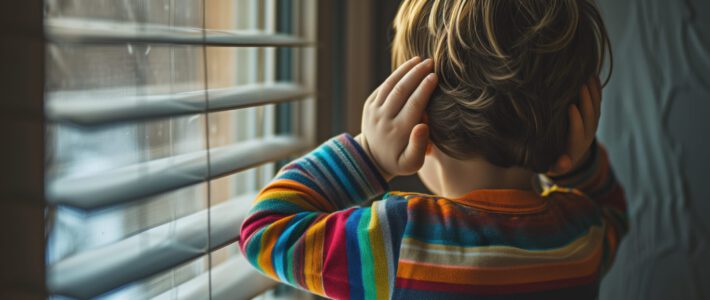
597, 0, 710, 299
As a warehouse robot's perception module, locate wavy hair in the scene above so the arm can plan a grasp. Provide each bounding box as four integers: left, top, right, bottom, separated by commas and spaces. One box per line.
392, 0, 612, 172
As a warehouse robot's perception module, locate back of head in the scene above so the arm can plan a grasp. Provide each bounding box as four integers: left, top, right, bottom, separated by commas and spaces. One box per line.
392, 0, 611, 173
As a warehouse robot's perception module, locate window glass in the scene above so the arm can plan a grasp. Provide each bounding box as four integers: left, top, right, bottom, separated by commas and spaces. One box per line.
45, 0, 310, 298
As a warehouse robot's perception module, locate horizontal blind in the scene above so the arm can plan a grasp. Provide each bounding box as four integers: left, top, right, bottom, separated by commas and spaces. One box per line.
47, 136, 307, 209
44, 0, 315, 299
47, 83, 311, 125
45, 17, 311, 47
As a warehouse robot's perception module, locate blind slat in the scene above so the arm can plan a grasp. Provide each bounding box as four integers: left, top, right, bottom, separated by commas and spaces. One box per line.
153, 257, 277, 300
45, 18, 311, 47
47, 136, 307, 209
47, 194, 255, 299
47, 83, 311, 125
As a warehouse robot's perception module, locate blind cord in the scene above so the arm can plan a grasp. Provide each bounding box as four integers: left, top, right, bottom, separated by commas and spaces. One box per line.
200, 1, 214, 298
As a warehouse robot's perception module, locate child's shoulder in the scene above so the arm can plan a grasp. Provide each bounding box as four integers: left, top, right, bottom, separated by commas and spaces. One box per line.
381, 188, 596, 215
380, 191, 469, 210
383, 191, 439, 199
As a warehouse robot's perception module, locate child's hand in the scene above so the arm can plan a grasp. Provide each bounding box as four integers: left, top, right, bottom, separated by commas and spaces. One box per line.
549, 77, 602, 176
355, 57, 437, 181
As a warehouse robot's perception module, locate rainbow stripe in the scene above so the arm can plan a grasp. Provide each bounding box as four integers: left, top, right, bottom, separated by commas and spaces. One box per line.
239, 134, 627, 299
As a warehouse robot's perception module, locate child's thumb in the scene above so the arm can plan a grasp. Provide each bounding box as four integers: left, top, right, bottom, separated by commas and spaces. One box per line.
398, 123, 429, 174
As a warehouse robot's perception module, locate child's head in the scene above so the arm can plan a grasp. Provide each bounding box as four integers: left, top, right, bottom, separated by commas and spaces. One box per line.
392, 0, 611, 173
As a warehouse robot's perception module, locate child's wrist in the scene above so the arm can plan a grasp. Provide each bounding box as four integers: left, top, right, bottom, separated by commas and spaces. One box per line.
354, 134, 393, 181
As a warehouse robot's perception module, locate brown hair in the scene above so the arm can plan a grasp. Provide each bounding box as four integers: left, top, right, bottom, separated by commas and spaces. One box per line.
392, 0, 611, 172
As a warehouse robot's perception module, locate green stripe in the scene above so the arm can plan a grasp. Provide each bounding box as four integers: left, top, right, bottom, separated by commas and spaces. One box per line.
286, 243, 296, 285
357, 209, 377, 299
245, 228, 266, 273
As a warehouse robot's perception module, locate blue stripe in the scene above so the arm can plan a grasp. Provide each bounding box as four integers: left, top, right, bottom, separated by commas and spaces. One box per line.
301, 155, 348, 208
383, 196, 409, 263
339, 135, 389, 189
313, 148, 359, 201
399, 197, 602, 249
332, 139, 375, 198
272, 212, 316, 282
279, 167, 328, 198
322, 145, 363, 199
404, 220, 598, 249
345, 208, 365, 300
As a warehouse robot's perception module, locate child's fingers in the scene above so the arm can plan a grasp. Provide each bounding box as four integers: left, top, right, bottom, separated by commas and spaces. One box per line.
587, 76, 602, 116
397, 123, 429, 174
364, 87, 380, 107
568, 104, 586, 163
397, 73, 437, 125
579, 85, 595, 137
591, 77, 602, 121
550, 104, 586, 175
382, 59, 434, 117
374, 56, 421, 106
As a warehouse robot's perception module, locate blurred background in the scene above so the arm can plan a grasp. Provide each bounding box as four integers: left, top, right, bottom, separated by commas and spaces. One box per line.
2, 0, 709, 299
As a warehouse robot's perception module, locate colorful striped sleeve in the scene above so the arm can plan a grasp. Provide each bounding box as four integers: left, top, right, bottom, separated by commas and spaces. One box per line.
238, 134, 407, 299
539, 141, 629, 274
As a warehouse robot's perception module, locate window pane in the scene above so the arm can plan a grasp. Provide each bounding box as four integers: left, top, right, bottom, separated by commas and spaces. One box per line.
45, 0, 211, 298
45, 0, 313, 298
206, 0, 266, 32
98, 254, 209, 300
46, 0, 202, 27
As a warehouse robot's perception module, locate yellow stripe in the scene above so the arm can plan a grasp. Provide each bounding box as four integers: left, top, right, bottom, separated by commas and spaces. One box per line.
302, 220, 316, 291
396, 239, 602, 285
541, 184, 583, 197
257, 190, 321, 211
303, 214, 327, 296
400, 226, 604, 268
257, 215, 295, 279
368, 202, 390, 299
268, 179, 336, 211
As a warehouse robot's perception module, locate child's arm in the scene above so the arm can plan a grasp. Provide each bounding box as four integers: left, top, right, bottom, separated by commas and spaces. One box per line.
239, 57, 436, 299
541, 141, 628, 273
239, 134, 398, 299
541, 78, 628, 274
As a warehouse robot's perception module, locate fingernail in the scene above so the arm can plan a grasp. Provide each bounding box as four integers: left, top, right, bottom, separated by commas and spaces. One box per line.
423, 58, 433, 67
427, 73, 438, 83
417, 58, 430, 66
410, 56, 421, 62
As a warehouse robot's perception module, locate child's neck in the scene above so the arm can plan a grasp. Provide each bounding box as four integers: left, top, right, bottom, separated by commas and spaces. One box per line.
428, 153, 536, 198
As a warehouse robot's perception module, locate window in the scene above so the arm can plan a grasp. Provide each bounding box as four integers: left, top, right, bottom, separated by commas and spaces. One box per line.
44, 0, 316, 299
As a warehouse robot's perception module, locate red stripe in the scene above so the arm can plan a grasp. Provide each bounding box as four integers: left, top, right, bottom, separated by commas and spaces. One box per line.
395, 272, 598, 295
240, 214, 290, 244
321, 209, 354, 299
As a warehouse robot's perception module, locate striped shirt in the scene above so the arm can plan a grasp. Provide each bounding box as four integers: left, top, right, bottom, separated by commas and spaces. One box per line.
239, 134, 628, 299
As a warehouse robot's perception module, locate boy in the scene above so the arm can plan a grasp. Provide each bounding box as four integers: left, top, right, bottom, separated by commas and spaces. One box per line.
239, 0, 627, 299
